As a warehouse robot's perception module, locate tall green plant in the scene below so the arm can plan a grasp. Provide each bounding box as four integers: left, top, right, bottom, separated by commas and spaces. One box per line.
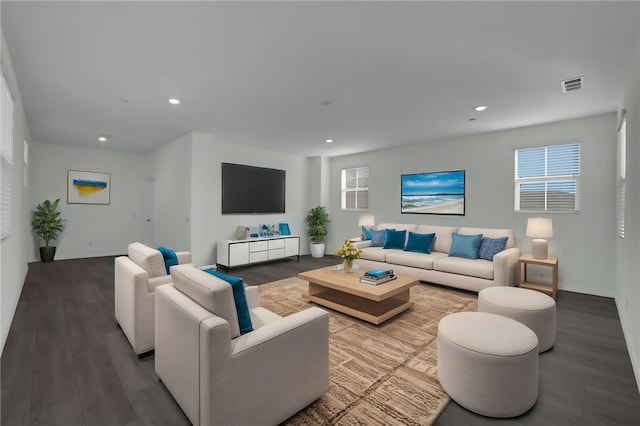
306, 206, 330, 243
31, 199, 64, 247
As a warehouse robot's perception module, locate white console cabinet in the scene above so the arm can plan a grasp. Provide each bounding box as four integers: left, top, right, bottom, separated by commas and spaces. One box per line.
217, 236, 300, 269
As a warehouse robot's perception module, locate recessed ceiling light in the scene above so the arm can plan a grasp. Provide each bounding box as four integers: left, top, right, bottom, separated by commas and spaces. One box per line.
168, 98, 180, 105
325, 139, 333, 143
474, 105, 487, 112
98, 136, 107, 142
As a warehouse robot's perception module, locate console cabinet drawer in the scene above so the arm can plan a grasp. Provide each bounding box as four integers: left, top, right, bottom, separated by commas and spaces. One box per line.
250, 250, 269, 263
217, 236, 300, 268
249, 241, 269, 252
268, 239, 285, 250
268, 248, 285, 259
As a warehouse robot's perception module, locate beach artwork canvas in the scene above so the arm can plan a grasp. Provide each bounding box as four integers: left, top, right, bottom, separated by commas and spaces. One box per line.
401, 170, 465, 215
67, 170, 111, 205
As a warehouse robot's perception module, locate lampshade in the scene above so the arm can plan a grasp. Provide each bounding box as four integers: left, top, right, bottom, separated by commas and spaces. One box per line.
526, 218, 553, 238
358, 214, 375, 228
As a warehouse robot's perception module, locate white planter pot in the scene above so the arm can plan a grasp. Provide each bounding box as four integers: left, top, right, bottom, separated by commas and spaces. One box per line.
310, 243, 326, 258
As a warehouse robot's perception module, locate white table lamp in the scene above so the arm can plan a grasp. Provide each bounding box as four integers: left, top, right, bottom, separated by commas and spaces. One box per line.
526, 218, 553, 259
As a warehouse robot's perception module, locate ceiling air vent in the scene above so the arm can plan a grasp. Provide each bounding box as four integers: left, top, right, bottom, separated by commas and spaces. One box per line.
561, 76, 584, 93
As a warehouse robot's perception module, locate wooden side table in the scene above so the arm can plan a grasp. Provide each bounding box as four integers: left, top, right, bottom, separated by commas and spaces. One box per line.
517, 255, 558, 300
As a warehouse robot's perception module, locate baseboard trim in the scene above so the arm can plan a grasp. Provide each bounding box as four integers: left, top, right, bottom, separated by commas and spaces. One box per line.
559, 285, 614, 299
615, 297, 640, 393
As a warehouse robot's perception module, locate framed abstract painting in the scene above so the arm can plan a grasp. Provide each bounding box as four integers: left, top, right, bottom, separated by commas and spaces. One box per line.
67, 170, 111, 205
401, 170, 465, 215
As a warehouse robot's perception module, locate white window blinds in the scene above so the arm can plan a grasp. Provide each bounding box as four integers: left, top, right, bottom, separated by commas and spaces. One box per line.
342, 166, 369, 210
515, 143, 580, 213
617, 113, 626, 238
1, 72, 14, 240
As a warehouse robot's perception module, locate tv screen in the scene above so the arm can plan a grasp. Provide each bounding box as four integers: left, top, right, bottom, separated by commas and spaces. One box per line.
221, 163, 286, 214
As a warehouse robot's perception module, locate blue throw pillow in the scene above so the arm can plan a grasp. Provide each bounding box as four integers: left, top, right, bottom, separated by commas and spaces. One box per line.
448, 233, 483, 260
202, 269, 254, 335
361, 226, 372, 241
383, 229, 406, 249
157, 246, 178, 275
370, 228, 389, 247
478, 236, 508, 261
404, 232, 436, 254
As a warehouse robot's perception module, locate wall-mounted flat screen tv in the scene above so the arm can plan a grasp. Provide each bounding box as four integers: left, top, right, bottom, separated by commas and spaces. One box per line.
401, 169, 465, 215
221, 163, 286, 214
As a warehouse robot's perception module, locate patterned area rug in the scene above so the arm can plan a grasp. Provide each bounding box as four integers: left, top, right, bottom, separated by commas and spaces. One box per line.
257, 277, 477, 426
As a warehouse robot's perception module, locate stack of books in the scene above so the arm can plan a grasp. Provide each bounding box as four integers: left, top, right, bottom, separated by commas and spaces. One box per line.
359, 269, 396, 285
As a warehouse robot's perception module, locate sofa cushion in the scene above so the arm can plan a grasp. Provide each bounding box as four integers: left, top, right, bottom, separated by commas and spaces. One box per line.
128, 242, 166, 278
386, 250, 447, 269
203, 269, 254, 335
249, 306, 283, 329
171, 265, 241, 339
383, 229, 406, 249
404, 232, 435, 254
360, 247, 397, 262
415, 225, 459, 253
434, 256, 494, 280
371, 228, 393, 247
361, 226, 372, 241
459, 227, 515, 249
478, 236, 508, 261
449, 233, 483, 260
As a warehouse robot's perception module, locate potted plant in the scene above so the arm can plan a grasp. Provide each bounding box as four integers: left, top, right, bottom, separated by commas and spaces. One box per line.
306, 206, 330, 258
31, 198, 64, 262
335, 239, 363, 273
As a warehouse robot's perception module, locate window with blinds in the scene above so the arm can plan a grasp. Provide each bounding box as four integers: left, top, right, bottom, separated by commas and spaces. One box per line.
341, 166, 369, 210
514, 142, 580, 213
617, 113, 626, 238
1, 72, 14, 240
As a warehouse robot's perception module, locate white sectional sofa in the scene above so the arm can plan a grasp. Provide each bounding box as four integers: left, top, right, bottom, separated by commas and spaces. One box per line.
353, 223, 520, 293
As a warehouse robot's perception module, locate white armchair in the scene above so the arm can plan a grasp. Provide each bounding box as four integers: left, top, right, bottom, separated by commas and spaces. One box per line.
114, 242, 191, 355
155, 264, 329, 426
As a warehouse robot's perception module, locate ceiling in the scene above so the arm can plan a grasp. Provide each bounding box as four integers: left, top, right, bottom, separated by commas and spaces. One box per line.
2, 1, 638, 157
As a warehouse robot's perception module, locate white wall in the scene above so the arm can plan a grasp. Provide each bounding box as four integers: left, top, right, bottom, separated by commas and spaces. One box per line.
0, 32, 30, 353
305, 157, 323, 209
151, 132, 192, 252
617, 29, 640, 391
302, 156, 331, 253
187, 132, 309, 266
28, 143, 151, 260
328, 113, 617, 297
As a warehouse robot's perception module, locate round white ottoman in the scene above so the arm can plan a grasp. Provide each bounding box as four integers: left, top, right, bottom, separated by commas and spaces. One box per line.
478, 286, 556, 353
437, 311, 538, 418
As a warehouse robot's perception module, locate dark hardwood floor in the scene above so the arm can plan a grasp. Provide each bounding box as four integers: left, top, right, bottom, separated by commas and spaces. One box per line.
435, 291, 640, 426
2, 255, 639, 425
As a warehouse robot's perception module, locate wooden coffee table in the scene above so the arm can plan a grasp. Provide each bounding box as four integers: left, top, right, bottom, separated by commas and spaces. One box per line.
298, 266, 419, 325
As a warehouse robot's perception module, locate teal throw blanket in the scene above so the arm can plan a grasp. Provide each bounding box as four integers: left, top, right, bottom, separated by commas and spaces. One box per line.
157, 246, 178, 275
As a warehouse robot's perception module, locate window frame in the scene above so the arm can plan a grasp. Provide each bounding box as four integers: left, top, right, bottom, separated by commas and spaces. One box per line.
514, 142, 581, 214
1, 72, 14, 240
341, 166, 369, 211
617, 111, 627, 238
